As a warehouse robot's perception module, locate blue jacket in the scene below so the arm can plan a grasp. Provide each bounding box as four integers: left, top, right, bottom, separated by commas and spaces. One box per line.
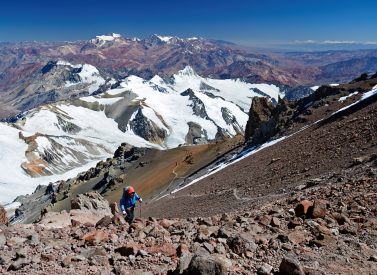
120, 188, 140, 211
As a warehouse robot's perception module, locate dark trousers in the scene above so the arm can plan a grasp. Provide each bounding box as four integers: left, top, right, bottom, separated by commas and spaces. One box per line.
125, 207, 135, 224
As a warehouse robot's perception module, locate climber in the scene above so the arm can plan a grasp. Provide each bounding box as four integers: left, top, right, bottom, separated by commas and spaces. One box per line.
120, 186, 142, 224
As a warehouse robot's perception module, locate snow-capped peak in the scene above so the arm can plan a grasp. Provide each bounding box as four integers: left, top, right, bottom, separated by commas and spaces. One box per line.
178, 66, 197, 77
155, 35, 174, 43
56, 61, 106, 94
91, 33, 122, 45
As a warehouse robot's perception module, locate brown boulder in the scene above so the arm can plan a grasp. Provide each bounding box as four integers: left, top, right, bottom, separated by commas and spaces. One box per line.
258, 215, 272, 226
309, 199, 327, 218
287, 230, 306, 245
147, 243, 177, 257
82, 230, 109, 245
279, 257, 305, 275
294, 200, 313, 217
228, 232, 257, 255
96, 215, 112, 228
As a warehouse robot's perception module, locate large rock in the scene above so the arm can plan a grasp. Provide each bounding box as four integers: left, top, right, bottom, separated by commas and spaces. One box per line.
227, 232, 257, 255
71, 192, 111, 215
279, 257, 305, 275
82, 230, 109, 245
0, 206, 8, 225
294, 200, 313, 217
309, 199, 327, 219
244, 97, 290, 145
183, 254, 227, 275
245, 97, 274, 143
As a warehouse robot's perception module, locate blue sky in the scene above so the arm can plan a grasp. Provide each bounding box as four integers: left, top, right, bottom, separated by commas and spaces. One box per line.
1, 0, 377, 47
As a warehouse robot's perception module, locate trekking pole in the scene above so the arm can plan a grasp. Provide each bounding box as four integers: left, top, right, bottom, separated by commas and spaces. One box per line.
139, 203, 142, 218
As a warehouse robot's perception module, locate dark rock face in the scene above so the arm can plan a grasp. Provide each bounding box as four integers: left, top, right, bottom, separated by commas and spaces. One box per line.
244, 97, 290, 145
181, 89, 209, 119
221, 107, 243, 135
245, 97, 274, 143
129, 108, 167, 144
279, 257, 305, 275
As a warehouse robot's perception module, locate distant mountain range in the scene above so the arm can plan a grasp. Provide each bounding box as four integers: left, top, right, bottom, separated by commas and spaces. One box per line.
1, 33, 377, 118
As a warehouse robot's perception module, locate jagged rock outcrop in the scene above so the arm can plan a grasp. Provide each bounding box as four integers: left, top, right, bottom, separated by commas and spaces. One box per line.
244, 97, 290, 145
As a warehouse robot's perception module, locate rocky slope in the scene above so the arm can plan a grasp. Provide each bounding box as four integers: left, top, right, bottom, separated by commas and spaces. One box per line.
1, 169, 376, 274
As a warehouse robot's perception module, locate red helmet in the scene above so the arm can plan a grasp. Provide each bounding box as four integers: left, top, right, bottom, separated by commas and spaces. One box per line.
127, 186, 135, 194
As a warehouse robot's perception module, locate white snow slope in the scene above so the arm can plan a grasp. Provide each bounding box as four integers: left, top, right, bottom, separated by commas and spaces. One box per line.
0, 65, 283, 204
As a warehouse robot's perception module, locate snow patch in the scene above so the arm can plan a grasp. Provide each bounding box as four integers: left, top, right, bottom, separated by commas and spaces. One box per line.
338, 92, 359, 102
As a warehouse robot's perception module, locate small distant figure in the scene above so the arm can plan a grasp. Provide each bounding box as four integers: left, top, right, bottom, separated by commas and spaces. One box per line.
120, 186, 142, 224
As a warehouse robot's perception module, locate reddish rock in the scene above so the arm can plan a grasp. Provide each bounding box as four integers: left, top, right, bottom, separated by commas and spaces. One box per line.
61, 256, 72, 267
310, 200, 327, 218
258, 215, 272, 226
0, 230, 6, 247
160, 218, 172, 229
287, 230, 306, 245
147, 243, 177, 257
294, 200, 313, 217
82, 230, 109, 245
